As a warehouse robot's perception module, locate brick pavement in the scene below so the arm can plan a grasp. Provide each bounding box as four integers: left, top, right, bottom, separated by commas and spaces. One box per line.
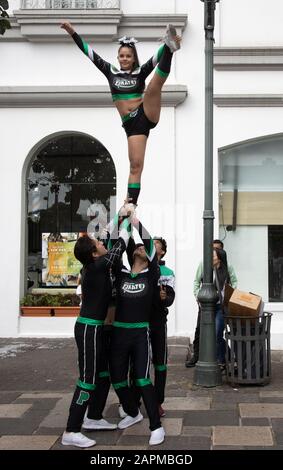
0, 337, 283, 450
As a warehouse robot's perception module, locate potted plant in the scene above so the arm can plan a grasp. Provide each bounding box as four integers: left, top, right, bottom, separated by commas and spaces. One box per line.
52, 293, 80, 317
20, 293, 80, 317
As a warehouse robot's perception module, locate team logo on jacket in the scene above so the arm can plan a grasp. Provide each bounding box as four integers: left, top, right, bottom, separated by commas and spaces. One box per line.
113, 78, 137, 89
121, 279, 148, 297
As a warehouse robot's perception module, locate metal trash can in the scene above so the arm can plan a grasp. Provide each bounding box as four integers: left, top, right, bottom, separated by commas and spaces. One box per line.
224, 312, 272, 385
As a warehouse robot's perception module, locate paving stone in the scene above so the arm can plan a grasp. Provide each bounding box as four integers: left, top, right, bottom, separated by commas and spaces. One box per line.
241, 418, 270, 426
186, 390, 211, 397
15, 398, 60, 411
0, 392, 21, 404
0, 435, 59, 450
260, 391, 283, 399
123, 418, 182, 436
239, 403, 283, 418
164, 397, 211, 410
212, 445, 245, 450
270, 418, 283, 432
88, 429, 121, 446
168, 345, 188, 357
260, 398, 283, 403
212, 392, 259, 403
167, 337, 189, 346
18, 393, 65, 399
273, 432, 283, 445
156, 436, 211, 450
166, 389, 187, 397
211, 402, 238, 410
39, 393, 72, 428
271, 351, 283, 362
183, 410, 239, 427
213, 426, 273, 446
0, 403, 32, 418
117, 435, 149, 447
0, 410, 51, 435
242, 446, 278, 450
160, 410, 189, 419
182, 426, 212, 437
34, 426, 65, 435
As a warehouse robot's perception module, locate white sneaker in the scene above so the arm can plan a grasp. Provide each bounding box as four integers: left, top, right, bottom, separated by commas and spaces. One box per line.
149, 426, 165, 446
118, 404, 127, 419
61, 431, 96, 448
118, 411, 143, 429
164, 24, 180, 53
83, 417, 117, 431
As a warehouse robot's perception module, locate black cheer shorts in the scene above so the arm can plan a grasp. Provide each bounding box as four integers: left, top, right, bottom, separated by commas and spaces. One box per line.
122, 103, 157, 138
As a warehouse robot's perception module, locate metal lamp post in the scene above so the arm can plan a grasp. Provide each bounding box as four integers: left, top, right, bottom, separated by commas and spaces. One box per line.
194, 0, 222, 387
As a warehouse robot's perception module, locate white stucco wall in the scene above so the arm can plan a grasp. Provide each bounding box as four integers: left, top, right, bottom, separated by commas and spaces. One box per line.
1, 0, 283, 346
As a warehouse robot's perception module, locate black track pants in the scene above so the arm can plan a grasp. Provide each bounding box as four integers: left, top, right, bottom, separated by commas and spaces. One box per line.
66, 322, 109, 432
110, 327, 161, 431
150, 323, 167, 405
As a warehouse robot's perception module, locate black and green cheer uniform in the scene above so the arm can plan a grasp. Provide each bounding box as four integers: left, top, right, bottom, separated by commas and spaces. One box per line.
66, 219, 130, 433
150, 261, 175, 405
109, 221, 161, 431
71, 32, 172, 137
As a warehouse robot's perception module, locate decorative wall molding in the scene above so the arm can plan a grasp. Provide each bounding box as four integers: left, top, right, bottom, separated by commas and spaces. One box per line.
21, 0, 120, 8
0, 84, 188, 108
0, 12, 187, 42
214, 47, 283, 71
214, 94, 283, 107
119, 14, 187, 41
12, 9, 122, 42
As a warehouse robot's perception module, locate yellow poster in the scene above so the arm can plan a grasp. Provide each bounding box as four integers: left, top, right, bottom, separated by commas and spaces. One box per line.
48, 241, 80, 276
42, 233, 82, 286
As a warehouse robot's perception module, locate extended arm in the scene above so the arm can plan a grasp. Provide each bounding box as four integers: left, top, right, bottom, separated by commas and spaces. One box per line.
60, 22, 110, 77
103, 218, 132, 269
132, 217, 156, 263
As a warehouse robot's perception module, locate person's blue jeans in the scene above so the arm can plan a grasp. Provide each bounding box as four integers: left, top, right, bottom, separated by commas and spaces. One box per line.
215, 304, 226, 364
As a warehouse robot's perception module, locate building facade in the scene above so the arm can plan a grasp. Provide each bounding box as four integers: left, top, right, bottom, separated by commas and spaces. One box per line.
1, 0, 283, 348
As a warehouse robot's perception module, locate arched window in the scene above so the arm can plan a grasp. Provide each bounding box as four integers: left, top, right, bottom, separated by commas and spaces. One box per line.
219, 134, 283, 302
26, 134, 116, 289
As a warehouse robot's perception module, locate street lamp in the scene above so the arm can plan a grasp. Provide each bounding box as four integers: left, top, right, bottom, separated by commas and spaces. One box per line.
194, 0, 222, 387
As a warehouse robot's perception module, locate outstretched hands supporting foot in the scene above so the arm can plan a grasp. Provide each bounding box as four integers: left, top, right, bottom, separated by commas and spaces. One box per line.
118, 199, 136, 221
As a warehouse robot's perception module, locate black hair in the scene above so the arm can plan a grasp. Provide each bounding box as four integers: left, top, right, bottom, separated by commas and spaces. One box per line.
135, 243, 144, 249
214, 247, 230, 290
153, 236, 167, 258
213, 239, 224, 249
74, 236, 96, 266
118, 43, 140, 70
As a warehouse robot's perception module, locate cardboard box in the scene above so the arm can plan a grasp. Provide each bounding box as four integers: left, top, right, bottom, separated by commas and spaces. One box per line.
228, 289, 262, 317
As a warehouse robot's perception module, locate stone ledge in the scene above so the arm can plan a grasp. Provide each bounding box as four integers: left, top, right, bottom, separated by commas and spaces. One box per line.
0, 84, 188, 108
1, 12, 187, 42
214, 47, 283, 71
214, 94, 283, 107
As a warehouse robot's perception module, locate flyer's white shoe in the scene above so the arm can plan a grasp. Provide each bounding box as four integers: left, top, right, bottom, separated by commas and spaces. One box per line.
163, 24, 180, 53
83, 417, 117, 430
61, 431, 96, 448
149, 426, 165, 446
118, 411, 143, 429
